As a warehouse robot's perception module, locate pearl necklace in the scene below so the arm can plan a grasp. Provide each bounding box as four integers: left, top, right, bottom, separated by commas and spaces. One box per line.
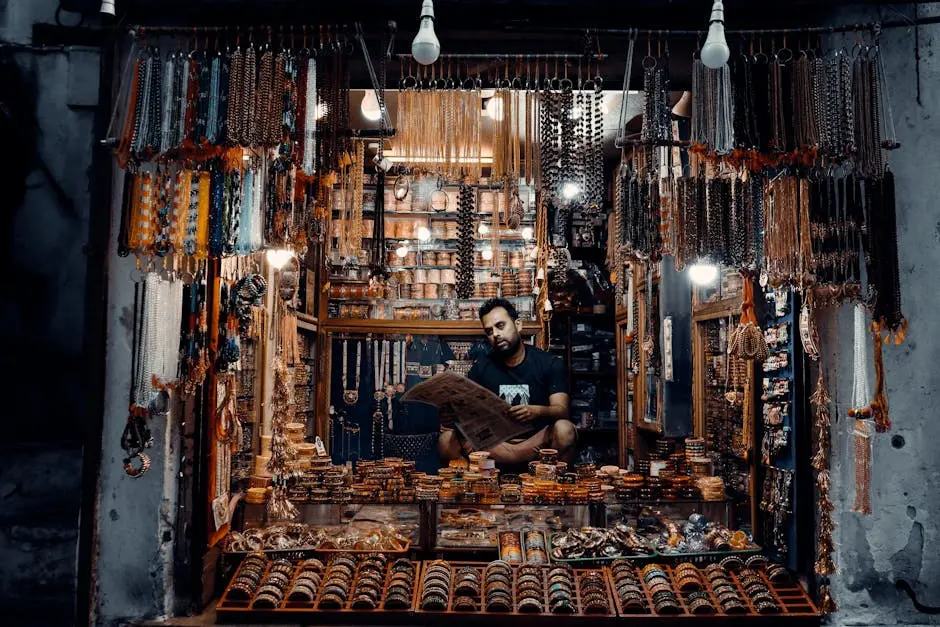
342, 340, 361, 405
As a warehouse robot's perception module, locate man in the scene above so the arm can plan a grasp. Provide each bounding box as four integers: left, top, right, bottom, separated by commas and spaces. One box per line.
439, 298, 577, 466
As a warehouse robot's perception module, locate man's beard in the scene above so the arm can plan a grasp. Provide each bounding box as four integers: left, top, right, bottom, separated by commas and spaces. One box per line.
491, 334, 521, 359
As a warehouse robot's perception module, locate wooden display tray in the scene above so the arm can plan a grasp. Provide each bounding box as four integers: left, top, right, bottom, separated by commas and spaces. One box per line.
608, 563, 820, 622
216, 557, 421, 624
222, 539, 411, 562
414, 561, 617, 624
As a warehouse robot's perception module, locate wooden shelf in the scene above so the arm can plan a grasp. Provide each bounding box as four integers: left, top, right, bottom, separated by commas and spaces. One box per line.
322, 318, 542, 336
296, 312, 319, 333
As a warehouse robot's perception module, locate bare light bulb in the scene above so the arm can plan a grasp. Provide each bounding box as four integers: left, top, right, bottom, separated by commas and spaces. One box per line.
701, 0, 730, 69
316, 103, 328, 120
360, 90, 382, 121
521, 226, 534, 240
266, 249, 294, 270
395, 244, 409, 258
482, 247, 494, 261
688, 263, 719, 285
485, 97, 503, 121
478, 223, 490, 236
411, 0, 440, 65
561, 182, 581, 200
417, 226, 431, 242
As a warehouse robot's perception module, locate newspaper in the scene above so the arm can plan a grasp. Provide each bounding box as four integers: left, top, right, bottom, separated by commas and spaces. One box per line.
401, 371, 529, 450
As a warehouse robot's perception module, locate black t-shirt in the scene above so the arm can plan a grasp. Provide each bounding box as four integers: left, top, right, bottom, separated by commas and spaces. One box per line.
468, 344, 567, 433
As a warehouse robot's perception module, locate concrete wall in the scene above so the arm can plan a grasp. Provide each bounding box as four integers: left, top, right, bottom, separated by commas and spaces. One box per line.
0, 0, 98, 625
823, 6, 940, 626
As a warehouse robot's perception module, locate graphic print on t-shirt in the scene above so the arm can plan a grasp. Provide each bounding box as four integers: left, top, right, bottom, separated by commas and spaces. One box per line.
499, 384, 530, 407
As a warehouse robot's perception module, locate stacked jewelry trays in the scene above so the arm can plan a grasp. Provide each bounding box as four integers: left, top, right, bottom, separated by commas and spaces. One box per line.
415, 560, 616, 624
608, 556, 820, 620
216, 552, 421, 623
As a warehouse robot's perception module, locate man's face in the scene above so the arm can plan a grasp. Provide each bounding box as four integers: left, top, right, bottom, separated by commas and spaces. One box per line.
481, 307, 521, 357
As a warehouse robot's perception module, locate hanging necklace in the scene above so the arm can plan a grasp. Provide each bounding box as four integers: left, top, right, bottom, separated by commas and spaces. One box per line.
372, 339, 388, 459
849, 303, 873, 515
342, 339, 361, 405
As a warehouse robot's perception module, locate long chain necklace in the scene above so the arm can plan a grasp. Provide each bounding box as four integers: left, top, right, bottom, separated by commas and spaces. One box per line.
850, 304, 873, 515
342, 339, 361, 405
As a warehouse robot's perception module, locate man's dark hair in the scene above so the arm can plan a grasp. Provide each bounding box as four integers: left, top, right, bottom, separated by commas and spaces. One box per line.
479, 297, 519, 321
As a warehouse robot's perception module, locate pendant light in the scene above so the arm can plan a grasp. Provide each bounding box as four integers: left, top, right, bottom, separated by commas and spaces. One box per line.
100, 0, 115, 14
700, 0, 730, 69
411, 0, 440, 65
360, 90, 382, 121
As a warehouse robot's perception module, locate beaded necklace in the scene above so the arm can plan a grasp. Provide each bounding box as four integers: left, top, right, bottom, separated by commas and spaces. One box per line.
216, 53, 230, 144
208, 168, 225, 257
242, 43, 257, 146
170, 167, 191, 252
236, 167, 255, 255
227, 45, 243, 145
223, 168, 242, 255
160, 54, 176, 153
302, 56, 318, 175
153, 167, 173, 256
195, 52, 211, 143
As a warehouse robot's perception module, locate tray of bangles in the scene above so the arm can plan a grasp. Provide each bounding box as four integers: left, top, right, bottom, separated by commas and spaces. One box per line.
216, 551, 421, 623
607, 555, 820, 618
414, 560, 617, 623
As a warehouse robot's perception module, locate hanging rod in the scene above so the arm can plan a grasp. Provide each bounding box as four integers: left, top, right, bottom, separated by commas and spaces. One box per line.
536, 16, 940, 39
396, 53, 605, 60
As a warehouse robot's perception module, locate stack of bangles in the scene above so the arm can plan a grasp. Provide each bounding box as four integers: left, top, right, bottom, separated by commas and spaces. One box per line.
610, 559, 649, 613
523, 530, 548, 564
578, 570, 611, 614
517, 564, 545, 613
737, 567, 781, 613
349, 554, 388, 609
452, 566, 481, 611
252, 558, 295, 608
318, 553, 357, 609
703, 563, 747, 614
420, 560, 451, 610
286, 558, 324, 603
483, 560, 513, 612
227, 552, 268, 602
383, 558, 416, 609
546, 565, 577, 614
641, 564, 681, 615
499, 531, 522, 564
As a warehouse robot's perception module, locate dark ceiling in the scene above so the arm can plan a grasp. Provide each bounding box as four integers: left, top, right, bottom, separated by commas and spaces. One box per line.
122, 0, 918, 89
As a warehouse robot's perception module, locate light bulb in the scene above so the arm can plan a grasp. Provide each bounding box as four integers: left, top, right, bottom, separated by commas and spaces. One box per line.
688, 263, 719, 285
561, 182, 581, 200
266, 248, 294, 270
360, 90, 382, 121
478, 223, 490, 236
485, 97, 503, 121
100, 0, 116, 15
316, 103, 328, 120
482, 247, 494, 261
700, 0, 730, 69
417, 226, 431, 242
411, 0, 440, 65
395, 244, 409, 258
570, 106, 583, 120
521, 226, 534, 240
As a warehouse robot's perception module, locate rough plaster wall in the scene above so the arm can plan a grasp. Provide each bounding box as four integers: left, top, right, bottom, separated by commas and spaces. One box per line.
0, 0, 97, 625
823, 6, 940, 626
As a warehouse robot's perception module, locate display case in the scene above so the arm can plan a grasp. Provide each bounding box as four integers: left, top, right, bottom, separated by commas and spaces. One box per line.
430, 503, 592, 553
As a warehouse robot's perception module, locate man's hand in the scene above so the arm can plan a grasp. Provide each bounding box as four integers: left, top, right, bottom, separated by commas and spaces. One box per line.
507, 405, 539, 423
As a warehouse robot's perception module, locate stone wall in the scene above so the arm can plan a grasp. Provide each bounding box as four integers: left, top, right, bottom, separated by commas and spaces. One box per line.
823, 6, 940, 626
0, 0, 101, 625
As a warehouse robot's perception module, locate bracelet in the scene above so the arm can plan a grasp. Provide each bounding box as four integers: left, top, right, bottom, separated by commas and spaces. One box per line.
123, 452, 151, 478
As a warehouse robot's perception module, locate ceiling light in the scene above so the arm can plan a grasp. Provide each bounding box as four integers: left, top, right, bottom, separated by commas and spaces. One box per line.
701, 0, 730, 68
316, 103, 328, 120
411, 0, 440, 65
521, 226, 533, 240
360, 90, 382, 121
688, 263, 719, 285
100, 0, 116, 15
561, 182, 581, 200
266, 249, 294, 270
